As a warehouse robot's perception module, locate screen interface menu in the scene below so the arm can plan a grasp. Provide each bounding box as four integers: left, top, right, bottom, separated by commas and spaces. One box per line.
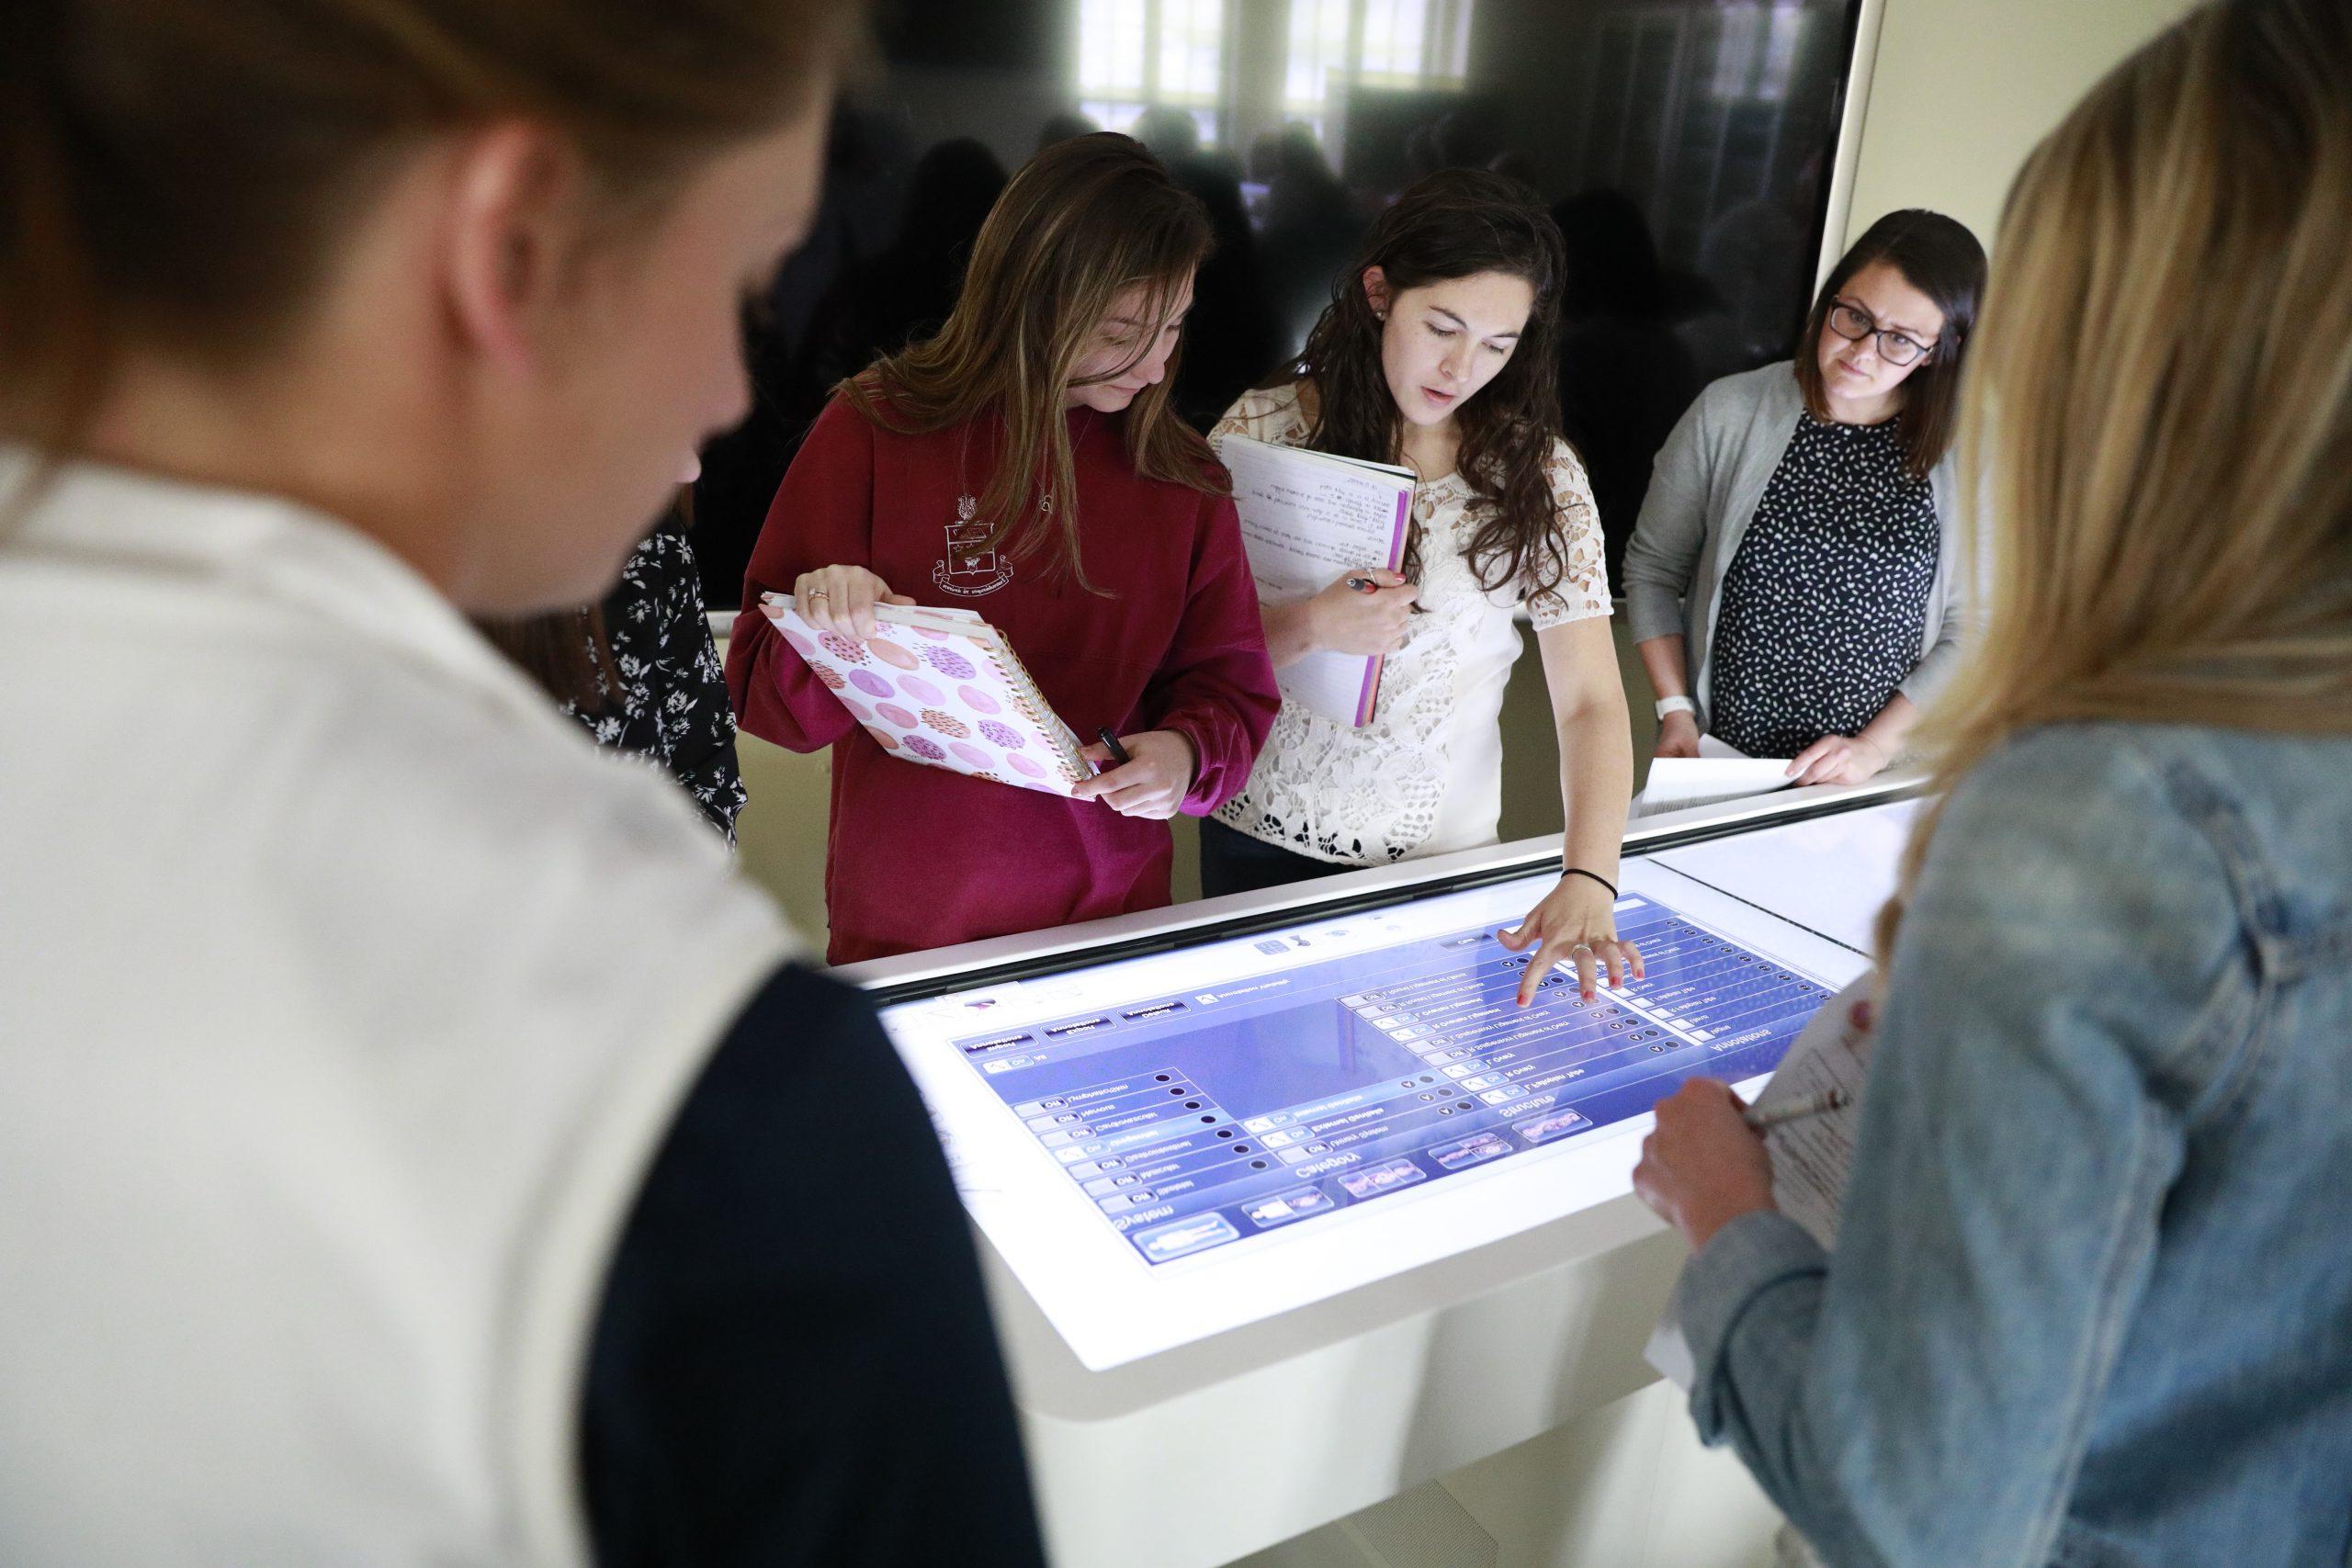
949, 892, 1830, 1267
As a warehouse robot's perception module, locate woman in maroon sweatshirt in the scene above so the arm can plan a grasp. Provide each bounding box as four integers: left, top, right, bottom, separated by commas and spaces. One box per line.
728, 134, 1281, 964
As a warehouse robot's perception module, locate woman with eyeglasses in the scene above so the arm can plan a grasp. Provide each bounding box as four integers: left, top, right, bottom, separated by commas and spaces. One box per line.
1622, 211, 1985, 784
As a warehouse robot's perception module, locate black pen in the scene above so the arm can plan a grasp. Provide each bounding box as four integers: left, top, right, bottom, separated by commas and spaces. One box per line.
1095, 727, 1132, 772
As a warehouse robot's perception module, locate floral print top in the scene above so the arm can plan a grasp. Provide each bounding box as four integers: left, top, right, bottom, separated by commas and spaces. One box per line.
567, 519, 748, 842
1209, 382, 1611, 865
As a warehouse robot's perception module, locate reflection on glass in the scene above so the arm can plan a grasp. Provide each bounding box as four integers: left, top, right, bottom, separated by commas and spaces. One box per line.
1081, 0, 1227, 143
695, 0, 1866, 608
1082, 4, 1140, 88
1159, 0, 1226, 117
1284, 0, 1471, 145
1285, 0, 1354, 147
1708, 1, 1809, 100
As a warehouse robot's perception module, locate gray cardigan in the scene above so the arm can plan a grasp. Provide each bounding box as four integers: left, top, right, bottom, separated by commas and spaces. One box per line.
1620, 360, 1967, 730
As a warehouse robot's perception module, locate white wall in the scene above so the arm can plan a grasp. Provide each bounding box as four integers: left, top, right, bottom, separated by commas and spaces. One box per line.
1836, 0, 2200, 258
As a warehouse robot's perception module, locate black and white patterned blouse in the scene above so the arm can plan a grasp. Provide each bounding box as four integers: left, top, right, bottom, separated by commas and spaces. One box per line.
1707, 413, 1939, 759
567, 520, 748, 842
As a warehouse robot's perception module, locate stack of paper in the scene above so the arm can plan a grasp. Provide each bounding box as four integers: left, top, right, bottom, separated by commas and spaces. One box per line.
761, 592, 1093, 795
1216, 433, 1415, 728
1633, 734, 1795, 818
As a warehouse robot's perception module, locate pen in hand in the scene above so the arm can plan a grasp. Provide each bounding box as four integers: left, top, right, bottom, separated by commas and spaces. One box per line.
1093, 726, 1132, 774
1344, 576, 1380, 593
1743, 1087, 1850, 1132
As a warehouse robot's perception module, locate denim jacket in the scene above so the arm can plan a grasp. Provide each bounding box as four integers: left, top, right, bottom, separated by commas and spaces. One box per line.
1672, 722, 2352, 1567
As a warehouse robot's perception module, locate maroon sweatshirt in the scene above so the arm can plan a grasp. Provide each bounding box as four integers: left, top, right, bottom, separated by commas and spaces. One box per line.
728, 396, 1280, 964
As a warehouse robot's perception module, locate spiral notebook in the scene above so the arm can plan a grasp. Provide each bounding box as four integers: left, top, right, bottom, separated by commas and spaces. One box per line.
760, 592, 1093, 795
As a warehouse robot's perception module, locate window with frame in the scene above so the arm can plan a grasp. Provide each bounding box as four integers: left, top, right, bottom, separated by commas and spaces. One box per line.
1078, 0, 1476, 153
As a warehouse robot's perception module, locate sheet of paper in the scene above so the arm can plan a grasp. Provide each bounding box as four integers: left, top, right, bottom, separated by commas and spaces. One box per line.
1645, 973, 1874, 1390
1634, 735, 1795, 818
1750, 974, 1873, 1247
1216, 434, 1412, 728
1651, 798, 1922, 954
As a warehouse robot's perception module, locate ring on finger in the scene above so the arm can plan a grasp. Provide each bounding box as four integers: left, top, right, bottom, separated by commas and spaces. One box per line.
805, 587, 830, 599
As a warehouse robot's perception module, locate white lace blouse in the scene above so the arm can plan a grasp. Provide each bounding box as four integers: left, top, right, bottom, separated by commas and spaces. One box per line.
1210, 382, 1611, 865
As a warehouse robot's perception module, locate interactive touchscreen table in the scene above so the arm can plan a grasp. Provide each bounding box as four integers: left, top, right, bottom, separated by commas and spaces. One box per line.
870, 815, 1901, 1371
848, 790, 1921, 1568
952, 892, 1826, 1269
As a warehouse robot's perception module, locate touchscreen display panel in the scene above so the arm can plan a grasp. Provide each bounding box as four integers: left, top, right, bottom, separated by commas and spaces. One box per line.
869, 817, 1902, 1371
947, 891, 1830, 1267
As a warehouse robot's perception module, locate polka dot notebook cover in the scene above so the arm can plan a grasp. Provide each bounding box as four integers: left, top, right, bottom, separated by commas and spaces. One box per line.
761, 592, 1094, 795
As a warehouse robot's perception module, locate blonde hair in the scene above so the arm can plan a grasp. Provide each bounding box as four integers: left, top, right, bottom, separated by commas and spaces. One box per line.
842, 133, 1218, 592
1880, 0, 2352, 959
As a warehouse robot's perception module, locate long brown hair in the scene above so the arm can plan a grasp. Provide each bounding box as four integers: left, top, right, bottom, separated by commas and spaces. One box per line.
1272, 168, 1571, 598
1792, 209, 1985, 480
840, 132, 1219, 591
1878, 0, 2352, 963
481, 606, 618, 711
0, 0, 862, 467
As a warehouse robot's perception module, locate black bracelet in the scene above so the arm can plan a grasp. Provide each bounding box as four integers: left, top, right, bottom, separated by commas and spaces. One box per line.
1563, 866, 1618, 900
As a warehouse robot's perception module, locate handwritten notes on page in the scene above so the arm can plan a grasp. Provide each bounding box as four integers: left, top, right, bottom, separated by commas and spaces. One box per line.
1216, 434, 1414, 728
1749, 974, 1874, 1248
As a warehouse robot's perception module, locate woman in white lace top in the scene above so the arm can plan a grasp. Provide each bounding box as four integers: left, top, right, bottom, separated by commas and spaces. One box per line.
1206, 170, 1638, 1006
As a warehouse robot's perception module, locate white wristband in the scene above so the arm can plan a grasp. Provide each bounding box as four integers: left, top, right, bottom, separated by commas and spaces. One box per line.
1655, 694, 1696, 722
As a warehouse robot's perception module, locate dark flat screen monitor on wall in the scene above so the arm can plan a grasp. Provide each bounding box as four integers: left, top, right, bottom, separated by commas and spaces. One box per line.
694, 0, 1870, 605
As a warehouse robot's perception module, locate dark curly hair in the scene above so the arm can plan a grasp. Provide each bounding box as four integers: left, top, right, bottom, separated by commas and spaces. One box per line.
1268, 168, 1572, 597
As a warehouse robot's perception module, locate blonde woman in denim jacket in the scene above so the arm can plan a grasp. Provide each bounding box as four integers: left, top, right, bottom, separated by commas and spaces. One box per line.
1632, 3, 2352, 1564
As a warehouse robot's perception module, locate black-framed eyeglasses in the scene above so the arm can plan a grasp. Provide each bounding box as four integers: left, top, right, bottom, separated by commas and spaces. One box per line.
1826, 299, 1937, 367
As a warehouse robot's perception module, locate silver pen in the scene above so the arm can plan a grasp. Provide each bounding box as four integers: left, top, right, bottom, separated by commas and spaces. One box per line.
1744, 1086, 1851, 1132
